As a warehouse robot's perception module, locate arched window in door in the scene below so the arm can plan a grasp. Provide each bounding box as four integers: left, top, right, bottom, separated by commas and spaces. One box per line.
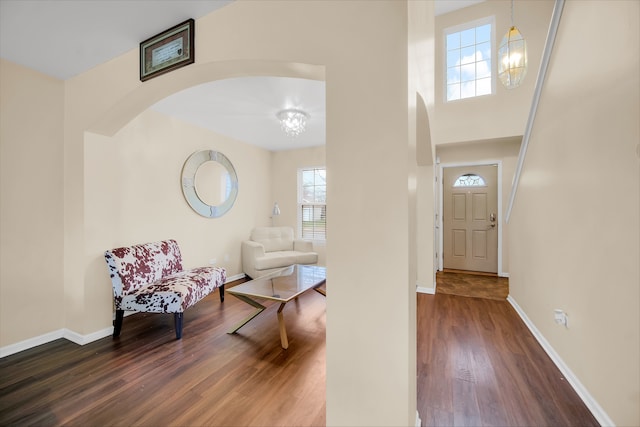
453, 173, 486, 187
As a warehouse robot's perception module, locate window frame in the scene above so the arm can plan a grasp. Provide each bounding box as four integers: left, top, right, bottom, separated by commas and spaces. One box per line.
297, 166, 327, 242
443, 16, 496, 103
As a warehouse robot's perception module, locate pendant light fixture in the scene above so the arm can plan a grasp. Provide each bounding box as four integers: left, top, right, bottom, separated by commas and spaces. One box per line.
276, 109, 310, 138
498, 0, 528, 89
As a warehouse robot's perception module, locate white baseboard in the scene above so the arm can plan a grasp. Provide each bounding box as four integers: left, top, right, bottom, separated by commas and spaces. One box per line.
226, 273, 246, 282
507, 296, 615, 427
499, 271, 510, 278
1, 275, 244, 358
416, 280, 435, 294
416, 286, 435, 294
415, 410, 421, 427
0, 326, 116, 358
63, 327, 113, 345
0, 329, 65, 358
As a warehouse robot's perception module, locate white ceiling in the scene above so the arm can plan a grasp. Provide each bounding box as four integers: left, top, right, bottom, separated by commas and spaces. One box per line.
0, 0, 483, 151
151, 76, 326, 151
0, 1, 233, 81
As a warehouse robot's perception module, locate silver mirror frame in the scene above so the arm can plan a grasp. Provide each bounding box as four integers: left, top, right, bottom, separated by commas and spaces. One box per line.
181, 150, 238, 218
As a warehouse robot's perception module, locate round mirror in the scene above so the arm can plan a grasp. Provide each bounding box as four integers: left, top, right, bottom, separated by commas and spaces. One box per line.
181, 150, 238, 218
195, 160, 230, 206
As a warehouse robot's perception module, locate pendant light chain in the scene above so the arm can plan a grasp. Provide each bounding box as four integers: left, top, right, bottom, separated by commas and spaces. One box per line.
510, 0, 514, 28
508, 0, 514, 48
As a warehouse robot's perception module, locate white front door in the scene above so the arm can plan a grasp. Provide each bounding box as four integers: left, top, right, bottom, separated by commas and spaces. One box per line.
442, 165, 498, 273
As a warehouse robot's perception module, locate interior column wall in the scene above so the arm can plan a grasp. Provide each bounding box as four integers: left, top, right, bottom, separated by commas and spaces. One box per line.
63, 1, 416, 425
412, 0, 437, 300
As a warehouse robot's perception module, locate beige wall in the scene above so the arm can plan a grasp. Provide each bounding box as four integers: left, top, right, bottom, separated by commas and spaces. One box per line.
508, 1, 640, 426
3, 0, 636, 424
83, 109, 272, 333
0, 1, 417, 425
434, 0, 554, 145
321, 2, 414, 423
416, 165, 436, 290
436, 137, 521, 275
0, 60, 65, 347
427, 0, 553, 285
271, 146, 327, 266
411, 0, 438, 298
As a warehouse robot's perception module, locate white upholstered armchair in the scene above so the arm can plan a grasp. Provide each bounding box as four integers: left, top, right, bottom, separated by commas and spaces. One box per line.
241, 226, 318, 279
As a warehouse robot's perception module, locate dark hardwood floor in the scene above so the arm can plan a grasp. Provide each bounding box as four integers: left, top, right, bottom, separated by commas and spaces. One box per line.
0, 279, 327, 427
417, 292, 599, 427
1, 277, 599, 426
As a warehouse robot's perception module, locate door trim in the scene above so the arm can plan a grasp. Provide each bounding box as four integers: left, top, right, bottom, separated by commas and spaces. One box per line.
437, 160, 505, 277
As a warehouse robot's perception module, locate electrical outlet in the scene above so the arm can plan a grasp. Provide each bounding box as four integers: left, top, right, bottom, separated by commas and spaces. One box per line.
554, 309, 569, 328
224, 254, 230, 262
209, 258, 217, 265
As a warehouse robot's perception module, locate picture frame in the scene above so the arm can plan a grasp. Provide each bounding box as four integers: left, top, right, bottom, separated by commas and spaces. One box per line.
140, 18, 195, 81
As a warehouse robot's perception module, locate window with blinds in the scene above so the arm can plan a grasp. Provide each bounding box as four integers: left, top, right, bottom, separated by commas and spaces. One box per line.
298, 167, 326, 240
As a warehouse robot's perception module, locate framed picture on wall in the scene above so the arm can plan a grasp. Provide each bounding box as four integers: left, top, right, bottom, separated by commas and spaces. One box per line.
140, 18, 195, 81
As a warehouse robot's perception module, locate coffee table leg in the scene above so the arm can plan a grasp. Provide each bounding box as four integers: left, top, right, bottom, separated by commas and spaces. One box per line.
227, 294, 266, 334
277, 302, 288, 349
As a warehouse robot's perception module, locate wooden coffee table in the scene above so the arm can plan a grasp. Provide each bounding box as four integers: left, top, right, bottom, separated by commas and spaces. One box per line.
227, 264, 326, 349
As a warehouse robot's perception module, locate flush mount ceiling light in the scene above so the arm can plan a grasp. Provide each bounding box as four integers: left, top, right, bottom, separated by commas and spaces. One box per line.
498, 0, 528, 89
276, 109, 310, 138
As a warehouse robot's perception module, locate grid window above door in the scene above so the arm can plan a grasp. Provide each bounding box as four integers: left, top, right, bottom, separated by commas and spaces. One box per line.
445, 17, 494, 101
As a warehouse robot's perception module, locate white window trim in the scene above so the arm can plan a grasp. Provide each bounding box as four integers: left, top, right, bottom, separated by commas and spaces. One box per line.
443, 15, 496, 103
297, 166, 326, 242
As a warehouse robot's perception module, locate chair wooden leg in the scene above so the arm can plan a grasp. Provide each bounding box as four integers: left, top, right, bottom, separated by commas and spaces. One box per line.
113, 310, 124, 338
174, 312, 183, 339
219, 284, 225, 302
